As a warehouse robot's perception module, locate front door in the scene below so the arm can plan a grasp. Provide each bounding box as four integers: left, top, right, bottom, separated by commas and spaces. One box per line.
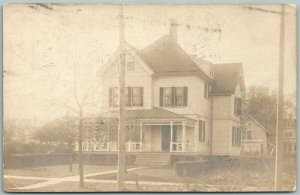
161, 126, 170, 151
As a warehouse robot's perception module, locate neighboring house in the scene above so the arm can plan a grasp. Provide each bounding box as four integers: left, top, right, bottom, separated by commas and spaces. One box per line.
241, 116, 270, 156
283, 118, 296, 155
78, 20, 246, 157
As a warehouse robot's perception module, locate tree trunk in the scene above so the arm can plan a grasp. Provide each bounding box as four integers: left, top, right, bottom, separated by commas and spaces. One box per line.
78, 114, 84, 188
69, 141, 73, 172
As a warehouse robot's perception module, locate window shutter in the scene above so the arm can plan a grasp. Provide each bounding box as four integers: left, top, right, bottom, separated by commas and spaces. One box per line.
203, 121, 206, 141
232, 127, 235, 146
109, 88, 112, 107
183, 87, 188, 106
172, 87, 176, 106
126, 87, 131, 106
159, 87, 163, 107
140, 87, 143, 106
234, 98, 237, 115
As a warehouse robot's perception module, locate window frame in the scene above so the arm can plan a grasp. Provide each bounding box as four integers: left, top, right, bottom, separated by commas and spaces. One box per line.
109, 86, 143, 107
160, 87, 188, 107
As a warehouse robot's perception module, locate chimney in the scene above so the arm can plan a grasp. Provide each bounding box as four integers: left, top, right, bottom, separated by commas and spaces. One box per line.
169, 19, 177, 43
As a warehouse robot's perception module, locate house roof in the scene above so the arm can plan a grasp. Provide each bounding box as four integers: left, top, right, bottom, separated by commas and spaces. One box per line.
95, 107, 195, 121
140, 35, 200, 73
211, 63, 243, 95
245, 115, 271, 135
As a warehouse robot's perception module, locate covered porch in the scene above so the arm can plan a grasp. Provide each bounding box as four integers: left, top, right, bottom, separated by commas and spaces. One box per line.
75, 108, 198, 153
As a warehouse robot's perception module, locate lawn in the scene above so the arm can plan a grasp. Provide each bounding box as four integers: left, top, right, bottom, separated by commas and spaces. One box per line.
3, 178, 47, 192
3, 161, 296, 192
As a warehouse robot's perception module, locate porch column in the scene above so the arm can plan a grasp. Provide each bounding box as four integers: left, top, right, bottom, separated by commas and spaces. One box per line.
170, 121, 173, 152
140, 122, 143, 152
182, 121, 186, 152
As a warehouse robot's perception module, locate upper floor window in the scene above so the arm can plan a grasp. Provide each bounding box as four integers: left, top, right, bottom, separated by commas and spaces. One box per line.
159, 87, 188, 107
234, 97, 242, 116
125, 87, 143, 107
285, 132, 293, 138
109, 87, 143, 107
204, 82, 211, 99
127, 61, 135, 71
198, 120, 206, 142
232, 126, 241, 147
109, 87, 119, 107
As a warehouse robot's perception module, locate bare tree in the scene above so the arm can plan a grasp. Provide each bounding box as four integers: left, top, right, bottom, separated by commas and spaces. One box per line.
61, 65, 100, 188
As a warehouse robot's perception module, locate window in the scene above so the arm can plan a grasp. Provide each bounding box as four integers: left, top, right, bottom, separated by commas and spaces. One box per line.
126, 87, 143, 107
175, 87, 184, 106
110, 87, 143, 107
127, 61, 135, 71
204, 82, 210, 99
232, 126, 241, 147
198, 120, 205, 142
160, 87, 188, 107
246, 131, 252, 140
285, 132, 293, 138
109, 87, 119, 107
234, 97, 242, 116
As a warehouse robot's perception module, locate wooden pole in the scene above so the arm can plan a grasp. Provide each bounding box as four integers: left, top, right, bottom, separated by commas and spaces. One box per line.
117, 4, 126, 191
275, 4, 285, 192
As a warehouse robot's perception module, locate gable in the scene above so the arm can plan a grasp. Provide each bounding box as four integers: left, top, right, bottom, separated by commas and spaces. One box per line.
98, 43, 154, 78
245, 116, 270, 135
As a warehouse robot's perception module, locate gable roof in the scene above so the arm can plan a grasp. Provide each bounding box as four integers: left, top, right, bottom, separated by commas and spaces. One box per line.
211, 63, 243, 95
246, 115, 270, 135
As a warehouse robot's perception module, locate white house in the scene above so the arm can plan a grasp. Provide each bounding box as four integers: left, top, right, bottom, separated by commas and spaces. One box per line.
81, 19, 245, 155
241, 116, 270, 156
78, 20, 246, 158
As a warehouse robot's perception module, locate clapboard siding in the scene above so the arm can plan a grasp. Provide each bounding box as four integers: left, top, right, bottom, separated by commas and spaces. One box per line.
101, 52, 153, 112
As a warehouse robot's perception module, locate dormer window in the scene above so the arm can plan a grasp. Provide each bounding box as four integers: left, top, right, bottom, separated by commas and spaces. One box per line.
127, 61, 135, 71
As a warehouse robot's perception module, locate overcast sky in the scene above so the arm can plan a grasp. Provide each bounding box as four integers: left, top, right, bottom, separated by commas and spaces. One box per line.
4, 4, 296, 124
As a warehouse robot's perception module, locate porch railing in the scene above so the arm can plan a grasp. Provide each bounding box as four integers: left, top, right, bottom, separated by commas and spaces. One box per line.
171, 142, 194, 152
75, 141, 142, 152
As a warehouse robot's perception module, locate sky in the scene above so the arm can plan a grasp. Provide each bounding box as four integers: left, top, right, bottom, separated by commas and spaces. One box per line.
4, 4, 296, 124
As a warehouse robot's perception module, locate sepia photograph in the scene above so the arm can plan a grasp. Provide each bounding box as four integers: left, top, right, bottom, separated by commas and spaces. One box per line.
3, 4, 296, 192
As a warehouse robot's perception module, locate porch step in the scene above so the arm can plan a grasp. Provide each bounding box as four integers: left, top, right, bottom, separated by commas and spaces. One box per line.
135, 153, 171, 166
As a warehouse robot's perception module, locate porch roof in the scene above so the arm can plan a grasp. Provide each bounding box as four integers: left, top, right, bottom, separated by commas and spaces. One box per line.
96, 107, 195, 122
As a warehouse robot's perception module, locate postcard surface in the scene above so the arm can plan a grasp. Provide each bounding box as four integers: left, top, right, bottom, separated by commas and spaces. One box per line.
3, 4, 296, 192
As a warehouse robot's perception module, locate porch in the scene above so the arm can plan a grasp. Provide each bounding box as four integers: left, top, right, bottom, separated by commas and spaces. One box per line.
75, 108, 198, 153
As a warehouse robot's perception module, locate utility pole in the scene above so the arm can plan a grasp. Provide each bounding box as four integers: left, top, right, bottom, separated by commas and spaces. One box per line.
275, 4, 285, 191
117, 4, 126, 191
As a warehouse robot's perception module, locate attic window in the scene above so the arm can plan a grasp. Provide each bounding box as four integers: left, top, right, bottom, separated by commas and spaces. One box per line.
127, 61, 135, 71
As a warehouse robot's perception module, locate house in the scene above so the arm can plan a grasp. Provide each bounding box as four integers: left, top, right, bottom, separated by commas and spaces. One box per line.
283, 117, 296, 155
77, 20, 246, 158
241, 116, 270, 156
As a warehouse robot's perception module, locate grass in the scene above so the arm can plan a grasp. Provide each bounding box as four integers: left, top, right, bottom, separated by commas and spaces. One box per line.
3, 161, 296, 192
3, 178, 47, 192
